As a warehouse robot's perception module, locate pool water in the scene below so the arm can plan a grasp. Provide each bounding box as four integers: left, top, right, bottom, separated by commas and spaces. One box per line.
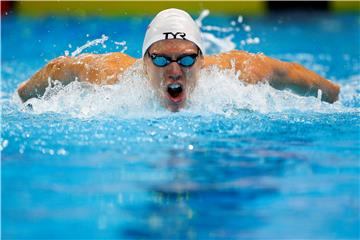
2, 11, 360, 239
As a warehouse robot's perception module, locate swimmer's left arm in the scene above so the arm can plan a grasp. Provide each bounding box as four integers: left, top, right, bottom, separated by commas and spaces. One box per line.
205, 50, 340, 103
265, 56, 340, 103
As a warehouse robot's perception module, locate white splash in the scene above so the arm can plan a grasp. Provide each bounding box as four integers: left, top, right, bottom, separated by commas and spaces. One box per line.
195, 9, 261, 54
195, 9, 210, 27
21, 61, 166, 118
70, 34, 109, 57
338, 74, 360, 107
201, 33, 236, 53
13, 11, 358, 118
114, 41, 128, 53
187, 66, 351, 115
64, 35, 128, 57
19, 62, 357, 119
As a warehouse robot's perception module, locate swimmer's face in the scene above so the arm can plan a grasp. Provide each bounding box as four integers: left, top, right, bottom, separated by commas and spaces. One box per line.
143, 39, 204, 112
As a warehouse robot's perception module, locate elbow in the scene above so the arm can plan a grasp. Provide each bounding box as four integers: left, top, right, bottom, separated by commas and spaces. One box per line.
17, 81, 41, 103
17, 82, 28, 103
322, 83, 340, 103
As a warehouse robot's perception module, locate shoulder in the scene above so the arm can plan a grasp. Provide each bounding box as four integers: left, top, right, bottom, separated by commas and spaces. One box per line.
203, 50, 253, 68
73, 52, 136, 64
101, 52, 136, 62
202, 50, 274, 84
73, 52, 137, 73
71, 52, 138, 85
205, 50, 253, 59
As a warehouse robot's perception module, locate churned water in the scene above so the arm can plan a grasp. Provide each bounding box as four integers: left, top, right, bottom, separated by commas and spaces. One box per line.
1, 11, 359, 239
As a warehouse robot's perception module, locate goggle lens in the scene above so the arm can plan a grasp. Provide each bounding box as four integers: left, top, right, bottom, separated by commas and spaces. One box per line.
178, 55, 196, 67
148, 52, 199, 68
152, 56, 169, 67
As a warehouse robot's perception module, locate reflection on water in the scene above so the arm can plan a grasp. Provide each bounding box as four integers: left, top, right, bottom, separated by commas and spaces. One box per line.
2, 112, 359, 238
121, 148, 279, 239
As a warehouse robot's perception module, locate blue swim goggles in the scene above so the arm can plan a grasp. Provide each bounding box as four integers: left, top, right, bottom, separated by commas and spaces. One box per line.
148, 50, 199, 68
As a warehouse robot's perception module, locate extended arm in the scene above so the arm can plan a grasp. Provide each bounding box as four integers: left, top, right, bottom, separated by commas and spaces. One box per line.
17, 53, 136, 102
17, 56, 74, 102
269, 60, 340, 103
204, 50, 340, 103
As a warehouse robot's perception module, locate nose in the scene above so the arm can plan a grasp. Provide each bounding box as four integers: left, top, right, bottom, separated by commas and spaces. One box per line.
167, 62, 182, 81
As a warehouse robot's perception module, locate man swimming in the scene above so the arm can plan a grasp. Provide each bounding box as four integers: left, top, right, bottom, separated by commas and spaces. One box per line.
17, 8, 340, 112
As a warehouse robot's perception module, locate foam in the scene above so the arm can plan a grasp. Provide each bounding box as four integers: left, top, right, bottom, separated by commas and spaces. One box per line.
19, 61, 166, 119
17, 62, 358, 119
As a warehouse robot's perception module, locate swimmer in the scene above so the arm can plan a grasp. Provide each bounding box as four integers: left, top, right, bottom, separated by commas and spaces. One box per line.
17, 8, 340, 112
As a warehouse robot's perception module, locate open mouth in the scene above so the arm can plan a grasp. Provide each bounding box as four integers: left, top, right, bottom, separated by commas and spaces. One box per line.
166, 83, 185, 104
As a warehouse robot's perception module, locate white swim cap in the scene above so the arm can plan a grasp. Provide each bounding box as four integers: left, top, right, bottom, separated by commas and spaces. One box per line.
142, 8, 204, 57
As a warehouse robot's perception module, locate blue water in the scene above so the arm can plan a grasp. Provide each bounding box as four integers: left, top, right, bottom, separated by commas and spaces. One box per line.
2, 12, 360, 239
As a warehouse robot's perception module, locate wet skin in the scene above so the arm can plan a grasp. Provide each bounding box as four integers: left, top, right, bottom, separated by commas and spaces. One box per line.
17, 40, 340, 107
143, 39, 204, 111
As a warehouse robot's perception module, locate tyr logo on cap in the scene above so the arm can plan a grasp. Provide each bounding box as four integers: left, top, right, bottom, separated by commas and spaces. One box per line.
163, 32, 186, 40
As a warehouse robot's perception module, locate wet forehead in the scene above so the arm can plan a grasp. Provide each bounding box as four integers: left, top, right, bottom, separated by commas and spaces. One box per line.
148, 39, 198, 55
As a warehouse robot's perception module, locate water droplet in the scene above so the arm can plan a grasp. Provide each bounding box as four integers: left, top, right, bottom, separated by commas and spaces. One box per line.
0, 140, 9, 151
57, 148, 67, 155
243, 25, 251, 32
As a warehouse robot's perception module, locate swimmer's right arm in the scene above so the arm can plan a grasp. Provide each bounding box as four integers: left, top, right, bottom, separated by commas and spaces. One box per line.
17, 56, 74, 102
17, 53, 136, 102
